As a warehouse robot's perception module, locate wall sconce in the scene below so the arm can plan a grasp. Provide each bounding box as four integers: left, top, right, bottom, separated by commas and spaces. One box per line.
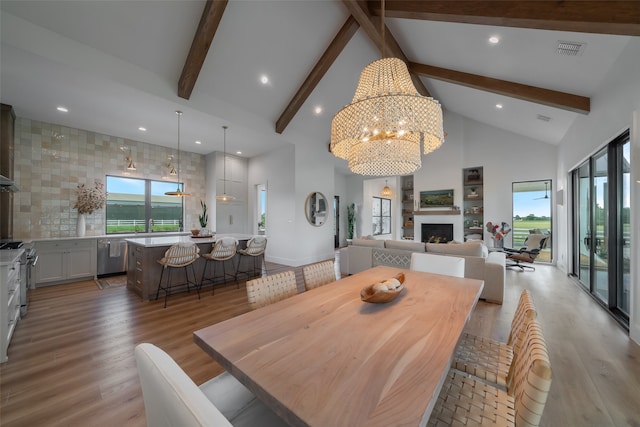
166, 155, 177, 175
121, 146, 136, 171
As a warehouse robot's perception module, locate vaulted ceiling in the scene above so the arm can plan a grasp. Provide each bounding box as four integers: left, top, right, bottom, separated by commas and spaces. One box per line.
1, 1, 637, 172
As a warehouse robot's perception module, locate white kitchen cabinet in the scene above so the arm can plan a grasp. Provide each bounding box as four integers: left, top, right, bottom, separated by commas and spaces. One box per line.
1, 251, 22, 363
34, 239, 97, 286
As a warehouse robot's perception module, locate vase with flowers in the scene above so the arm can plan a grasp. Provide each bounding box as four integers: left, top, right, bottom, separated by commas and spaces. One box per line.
74, 180, 106, 237
486, 221, 511, 249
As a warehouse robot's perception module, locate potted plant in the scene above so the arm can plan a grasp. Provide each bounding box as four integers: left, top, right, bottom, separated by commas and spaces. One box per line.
198, 200, 208, 235
74, 180, 106, 237
347, 203, 356, 242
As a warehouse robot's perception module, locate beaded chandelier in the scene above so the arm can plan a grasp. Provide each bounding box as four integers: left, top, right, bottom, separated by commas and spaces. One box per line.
330, 57, 444, 176
380, 180, 393, 197
330, 1, 444, 176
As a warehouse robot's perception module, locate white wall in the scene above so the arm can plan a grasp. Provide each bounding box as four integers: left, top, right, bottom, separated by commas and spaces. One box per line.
293, 140, 336, 266
247, 145, 297, 265
556, 38, 640, 343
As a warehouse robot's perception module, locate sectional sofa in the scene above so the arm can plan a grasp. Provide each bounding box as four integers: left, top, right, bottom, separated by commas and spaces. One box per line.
339, 238, 505, 304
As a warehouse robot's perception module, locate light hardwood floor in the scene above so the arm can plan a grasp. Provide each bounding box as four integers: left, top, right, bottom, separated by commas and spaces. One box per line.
1, 261, 639, 426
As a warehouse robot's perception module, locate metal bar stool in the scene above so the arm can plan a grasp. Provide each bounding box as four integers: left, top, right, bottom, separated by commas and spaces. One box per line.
201, 237, 238, 294
155, 243, 200, 308
235, 236, 268, 282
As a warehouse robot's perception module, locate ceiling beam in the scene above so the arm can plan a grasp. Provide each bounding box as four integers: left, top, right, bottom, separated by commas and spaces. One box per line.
342, 1, 431, 97
178, 0, 228, 100
409, 62, 591, 114
276, 16, 360, 134
372, 1, 640, 36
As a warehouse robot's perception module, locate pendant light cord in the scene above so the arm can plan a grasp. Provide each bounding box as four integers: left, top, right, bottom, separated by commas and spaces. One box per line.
381, 0, 385, 58
223, 126, 228, 194
176, 111, 182, 189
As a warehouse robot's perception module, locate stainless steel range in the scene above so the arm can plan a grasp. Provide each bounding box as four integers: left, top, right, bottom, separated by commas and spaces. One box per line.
0, 240, 37, 316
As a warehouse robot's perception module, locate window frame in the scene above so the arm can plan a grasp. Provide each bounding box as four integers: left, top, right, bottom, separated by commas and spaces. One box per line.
105, 175, 184, 234
372, 196, 392, 236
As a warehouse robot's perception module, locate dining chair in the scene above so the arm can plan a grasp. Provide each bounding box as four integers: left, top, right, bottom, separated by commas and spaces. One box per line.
429, 319, 552, 427
201, 237, 238, 295
409, 252, 465, 278
302, 260, 337, 291
135, 343, 287, 427
235, 236, 268, 282
246, 270, 297, 310
155, 243, 200, 308
453, 289, 537, 387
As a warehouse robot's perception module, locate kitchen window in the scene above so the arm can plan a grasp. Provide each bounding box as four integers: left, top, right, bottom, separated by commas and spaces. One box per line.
105, 176, 183, 234
372, 197, 391, 236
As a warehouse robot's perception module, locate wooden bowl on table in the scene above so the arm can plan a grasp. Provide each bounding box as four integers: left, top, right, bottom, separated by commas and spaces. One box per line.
360, 272, 405, 303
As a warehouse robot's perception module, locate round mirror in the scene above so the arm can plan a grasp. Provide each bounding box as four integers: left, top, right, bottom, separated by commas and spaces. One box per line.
305, 192, 327, 227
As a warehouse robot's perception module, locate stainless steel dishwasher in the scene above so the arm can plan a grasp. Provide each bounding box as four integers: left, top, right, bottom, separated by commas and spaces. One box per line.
97, 238, 128, 276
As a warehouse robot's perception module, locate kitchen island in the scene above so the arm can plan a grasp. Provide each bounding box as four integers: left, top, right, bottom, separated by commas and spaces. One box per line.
125, 234, 256, 301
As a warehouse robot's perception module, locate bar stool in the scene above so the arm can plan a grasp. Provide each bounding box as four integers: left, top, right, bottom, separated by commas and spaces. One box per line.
201, 237, 238, 294
235, 236, 268, 282
155, 243, 200, 308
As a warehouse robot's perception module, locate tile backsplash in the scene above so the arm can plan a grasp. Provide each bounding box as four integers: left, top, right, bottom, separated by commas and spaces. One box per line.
13, 118, 205, 239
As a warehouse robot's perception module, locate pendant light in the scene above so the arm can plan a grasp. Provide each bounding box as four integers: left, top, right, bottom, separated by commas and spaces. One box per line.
330, 0, 443, 176
380, 180, 393, 197
165, 110, 190, 196
216, 125, 235, 201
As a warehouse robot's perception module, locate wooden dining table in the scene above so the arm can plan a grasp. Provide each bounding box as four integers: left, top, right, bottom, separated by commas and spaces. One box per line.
193, 265, 484, 427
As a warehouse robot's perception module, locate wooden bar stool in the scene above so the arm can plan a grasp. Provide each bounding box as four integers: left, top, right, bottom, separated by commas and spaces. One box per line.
155, 243, 200, 308
201, 237, 238, 294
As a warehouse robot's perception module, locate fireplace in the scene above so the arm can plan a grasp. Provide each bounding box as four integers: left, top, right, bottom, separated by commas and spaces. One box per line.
421, 223, 454, 243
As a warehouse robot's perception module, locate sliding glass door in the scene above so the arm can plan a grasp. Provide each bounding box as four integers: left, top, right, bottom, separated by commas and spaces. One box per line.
571, 131, 630, 325
592, 148, 609, 303
577, 162, 591, 289
618, 141, 631, 316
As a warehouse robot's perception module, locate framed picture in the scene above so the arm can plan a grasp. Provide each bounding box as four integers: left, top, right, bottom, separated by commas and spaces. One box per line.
420, 189, 454, 208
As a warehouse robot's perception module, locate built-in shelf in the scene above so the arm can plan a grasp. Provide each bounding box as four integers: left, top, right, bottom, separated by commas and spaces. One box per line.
463, 166, 484, 241
413, 210, 461, 215
401, 175, 415, 240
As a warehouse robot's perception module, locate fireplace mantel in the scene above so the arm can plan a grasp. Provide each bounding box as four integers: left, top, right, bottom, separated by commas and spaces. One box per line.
413, 210, 460, 215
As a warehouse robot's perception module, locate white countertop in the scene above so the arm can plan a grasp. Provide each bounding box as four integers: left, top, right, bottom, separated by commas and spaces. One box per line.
0, 249, 24, 266
125, 234, 257, 248
25, 232, 190, 244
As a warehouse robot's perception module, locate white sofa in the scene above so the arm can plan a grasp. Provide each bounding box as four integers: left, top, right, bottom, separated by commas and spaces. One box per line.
339, 238, 505, 304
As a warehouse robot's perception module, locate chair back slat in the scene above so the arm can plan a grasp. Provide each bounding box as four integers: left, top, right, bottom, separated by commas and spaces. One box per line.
246, 271, 297, 310
508, 320, 552, 427
244, 237, 267, 256
135, 343, 233, 427
508, 290, 538, 352
158, 244, 200, 267
302, 260, 336, 291
208, 237, 238, 261
409, 253, 465, 278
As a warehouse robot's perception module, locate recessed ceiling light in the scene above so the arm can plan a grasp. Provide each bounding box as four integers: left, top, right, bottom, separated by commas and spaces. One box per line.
495, 104, 503, 109
236, 151, 242, 155
260, 75, 269, 85
489, 36, 500, 44
56, 106, 68, 113
195, 140, 202, 145
314, 106, 323, 115
138, 127, 147, 132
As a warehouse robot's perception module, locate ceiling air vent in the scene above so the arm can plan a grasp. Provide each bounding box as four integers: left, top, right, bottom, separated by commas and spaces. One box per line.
556, 41, 585, 56
537, 114, 552, 122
